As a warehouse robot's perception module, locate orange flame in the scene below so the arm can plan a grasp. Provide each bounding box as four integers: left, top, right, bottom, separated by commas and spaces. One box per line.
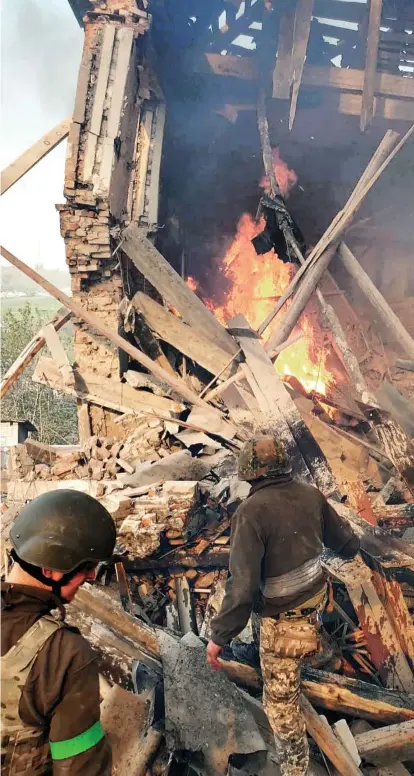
208, 152, 333, 396
186, 276, 198, 292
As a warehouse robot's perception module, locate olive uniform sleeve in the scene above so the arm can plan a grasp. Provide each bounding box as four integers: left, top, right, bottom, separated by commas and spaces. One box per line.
322, 499, 360, 557
210, 503, 265, 647
20, 627, 111, 776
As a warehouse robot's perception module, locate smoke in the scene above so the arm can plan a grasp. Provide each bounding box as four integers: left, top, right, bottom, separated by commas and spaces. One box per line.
0, 0, 83, 270
1, 0, 83, 143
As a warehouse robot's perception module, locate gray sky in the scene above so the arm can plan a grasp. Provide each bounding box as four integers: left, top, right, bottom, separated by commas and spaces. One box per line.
1, 0, 83, 270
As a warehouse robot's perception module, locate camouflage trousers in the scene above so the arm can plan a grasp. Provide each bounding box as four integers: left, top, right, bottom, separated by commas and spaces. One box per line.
259, 607, 323, 776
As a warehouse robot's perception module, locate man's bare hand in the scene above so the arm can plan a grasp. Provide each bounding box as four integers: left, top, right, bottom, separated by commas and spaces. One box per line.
206, 640, 223, 671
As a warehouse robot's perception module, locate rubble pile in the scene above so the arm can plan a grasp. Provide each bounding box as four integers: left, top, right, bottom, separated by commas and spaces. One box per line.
2, 94, 414, 773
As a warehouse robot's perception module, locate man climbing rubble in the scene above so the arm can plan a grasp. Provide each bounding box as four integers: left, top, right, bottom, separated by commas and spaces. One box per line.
1, 489, 116, 776
206, 436, 360, 776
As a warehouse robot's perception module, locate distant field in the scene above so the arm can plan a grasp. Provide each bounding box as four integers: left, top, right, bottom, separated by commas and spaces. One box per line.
1, 296, 61, 315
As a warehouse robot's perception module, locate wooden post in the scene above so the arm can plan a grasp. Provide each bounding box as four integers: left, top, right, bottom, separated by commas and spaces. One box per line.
339, 243, 414, 360
0, 307, 71, 399
1, 118, 71, 195
0, 246, 230, 416
361, 0, 383, 132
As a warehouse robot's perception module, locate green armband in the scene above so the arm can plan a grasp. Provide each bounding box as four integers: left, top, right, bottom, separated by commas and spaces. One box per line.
50, 720, 104, 760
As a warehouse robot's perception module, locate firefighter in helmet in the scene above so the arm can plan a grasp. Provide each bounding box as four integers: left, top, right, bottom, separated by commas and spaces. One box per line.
206, 436, 360, 776
1, 489, 116, 776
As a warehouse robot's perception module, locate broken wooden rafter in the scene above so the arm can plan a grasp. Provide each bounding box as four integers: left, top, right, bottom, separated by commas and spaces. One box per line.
272, 8, 295, 99
1, 118, 71, 195
121, 226, 238, 357
32, 356, 185, 417
206, 53, 414, 100
361, 0, 383, 132
231, 314, 336, 495
0, 307, 72, 400
301, 695, 363, 775
131, 291, 237, 378
301, 667, 414, 725
289, 0, 314, 130
0, 247, 234, 421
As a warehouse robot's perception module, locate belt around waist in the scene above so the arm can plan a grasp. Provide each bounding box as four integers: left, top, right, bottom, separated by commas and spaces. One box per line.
261, 555, 323, 599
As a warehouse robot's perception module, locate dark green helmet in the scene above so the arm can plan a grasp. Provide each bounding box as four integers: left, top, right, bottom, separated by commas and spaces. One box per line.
10, 490, 116, 573
238, 435, 292, 482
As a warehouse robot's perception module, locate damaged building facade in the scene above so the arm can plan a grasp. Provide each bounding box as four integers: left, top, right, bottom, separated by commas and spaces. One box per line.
2, 0, 414, 773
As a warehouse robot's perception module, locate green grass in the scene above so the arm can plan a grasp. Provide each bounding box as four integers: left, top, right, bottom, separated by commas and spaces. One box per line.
1, 296, 61, 314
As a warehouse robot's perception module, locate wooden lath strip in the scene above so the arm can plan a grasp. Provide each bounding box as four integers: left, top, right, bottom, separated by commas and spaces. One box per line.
1, 118, 71, 195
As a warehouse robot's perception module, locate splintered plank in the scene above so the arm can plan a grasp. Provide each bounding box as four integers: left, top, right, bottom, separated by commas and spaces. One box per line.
121, 225, 238, 356
371, 569, 414, 672
42, 323, 75, 387
230, 314, 335, 494
1, 118, 71, 195
272, 9, 295, 99
289, 0, 314, 129
301, 667, 414, 724
0, 308, 71, 399
374, 419, 414, 497
32, 356, 185, 416
360, 0, 383, 131
301, 695, 363, 776
323, 552, 414, 692
353, 720, 414, 765
132, 292, 235, 378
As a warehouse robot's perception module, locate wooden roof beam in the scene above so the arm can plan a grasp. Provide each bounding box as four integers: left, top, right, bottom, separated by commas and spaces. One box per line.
205, 53, 414, 100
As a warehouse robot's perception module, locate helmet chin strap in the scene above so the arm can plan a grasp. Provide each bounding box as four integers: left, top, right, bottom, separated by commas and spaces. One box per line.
11, 550, 77, 603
